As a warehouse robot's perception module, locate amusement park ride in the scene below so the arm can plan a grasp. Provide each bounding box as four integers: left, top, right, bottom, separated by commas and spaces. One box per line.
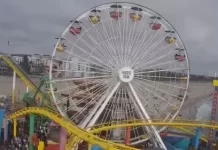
0, 2, 218, 150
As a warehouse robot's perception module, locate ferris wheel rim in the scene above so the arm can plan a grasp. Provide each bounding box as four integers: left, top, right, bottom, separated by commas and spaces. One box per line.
49, 2, 190, 145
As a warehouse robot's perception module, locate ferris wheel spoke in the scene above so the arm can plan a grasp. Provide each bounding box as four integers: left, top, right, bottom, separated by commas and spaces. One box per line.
134, 59, 178, 73
52, 75, 113, 83
98, 87, 121, 125
106, 8, 124, 66
56, 80, 110, 104
129, 16, 161, 65
78, 81, 120, 128
52, 57, 112, 73
134, 77, 187, 90
63, 49, 113, 70
132, 80, 168, 107
127, 88, 157, 140
135, 75, 188, 81
121, 7, 127, 66
63, 35, 115, 69
65, 46, 112, 70
98, 28, 122, 68
131, 26, 162, 64
134, 67, 188, 74
131, 81, 170, 116
133, 25, 175, 64
86, 21, 121, 69
115, 5, 125, 65
131, 28, 174, 67
131, 35, 167, 67
64, 33, 111, 66
134, 78, 183, 102
100, 25, 121, 68
131, 38, 164, 67
126, 12, 150, 65
122, 8, 131, 66
123, 8, 131, 66
125, 11, 142, 66
85, 82, 121, 128
138, 44, 175, 68
63, 83, 111, 117
54, 79, 104, 94
128, 82, 167, 149
52, 69, 112, 77
82, 18, 122, 69
133, 80, 181, 112
65, 81, 116, 122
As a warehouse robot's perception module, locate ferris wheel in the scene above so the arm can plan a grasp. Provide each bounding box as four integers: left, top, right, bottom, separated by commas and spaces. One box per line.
50, 2, 189, 148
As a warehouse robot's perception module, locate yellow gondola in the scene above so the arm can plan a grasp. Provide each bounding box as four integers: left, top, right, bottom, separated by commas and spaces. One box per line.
165, 36, 176, 44
89, 9, 101, 24
130, 13, 142, 21
56, 44, 65, 52
90, 16, 100, 24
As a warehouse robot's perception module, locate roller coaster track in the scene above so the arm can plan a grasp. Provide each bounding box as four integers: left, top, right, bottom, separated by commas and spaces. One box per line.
66, 122, 212, 149
8, 107, 139, 150
88, 119, 218, 132
0, 55, 50, 107
9, 107, 218, 149
86, 120, 216, 146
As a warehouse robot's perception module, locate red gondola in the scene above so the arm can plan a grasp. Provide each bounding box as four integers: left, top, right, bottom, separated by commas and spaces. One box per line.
175, 48, 185, 61
151, 23, 161, 30
174, 54, 185, 61
69, 21, 82, 35
110, 4, 122, 20
110, 11, 122, 19
69, 27, 81, 35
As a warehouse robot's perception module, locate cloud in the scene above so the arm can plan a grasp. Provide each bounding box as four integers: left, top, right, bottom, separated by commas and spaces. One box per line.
0, 0, 217, 74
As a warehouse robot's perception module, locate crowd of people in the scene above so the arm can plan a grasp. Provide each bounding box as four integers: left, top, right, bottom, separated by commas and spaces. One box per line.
2, 121, 50, 150
4, 134, 29, 150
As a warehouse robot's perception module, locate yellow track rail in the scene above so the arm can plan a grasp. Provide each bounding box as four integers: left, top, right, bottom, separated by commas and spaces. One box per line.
0, 56, 50, 106
88, 121, 218, 133
9, 107, 216, 149
8, 107, 139, 150
64, 120, 214, 148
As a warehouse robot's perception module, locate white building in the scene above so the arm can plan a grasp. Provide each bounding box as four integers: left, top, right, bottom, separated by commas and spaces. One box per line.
61, 57, 91, 77
41, 55, 52, 67
11, 55, 25, 64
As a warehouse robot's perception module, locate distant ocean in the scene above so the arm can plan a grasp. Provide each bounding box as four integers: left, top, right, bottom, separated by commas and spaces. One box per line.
196, 99, 212, 121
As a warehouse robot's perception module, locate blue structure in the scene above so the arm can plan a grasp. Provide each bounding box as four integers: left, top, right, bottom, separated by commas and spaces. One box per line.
194, 127, 201, 149
174, 139, 190, 149
163, 136, 191, 150
91, 145, 104, 150
5, 120, 9, 141
0, 109, 5, 141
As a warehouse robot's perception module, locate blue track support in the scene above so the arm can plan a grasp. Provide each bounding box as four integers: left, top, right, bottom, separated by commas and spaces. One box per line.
194, 127, 201, 149
91, 145, 104, 150
0, 109, 5, 141
5, 120, 8, 141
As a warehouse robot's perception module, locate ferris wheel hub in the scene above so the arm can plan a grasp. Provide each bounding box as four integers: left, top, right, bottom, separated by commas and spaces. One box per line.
119, 67, 134, 83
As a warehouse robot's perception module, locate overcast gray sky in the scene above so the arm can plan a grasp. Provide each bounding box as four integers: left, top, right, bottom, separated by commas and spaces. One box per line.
0, 0, 217, 74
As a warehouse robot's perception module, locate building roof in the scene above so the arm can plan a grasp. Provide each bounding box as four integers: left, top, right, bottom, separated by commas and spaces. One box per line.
11, 54, 31, 56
